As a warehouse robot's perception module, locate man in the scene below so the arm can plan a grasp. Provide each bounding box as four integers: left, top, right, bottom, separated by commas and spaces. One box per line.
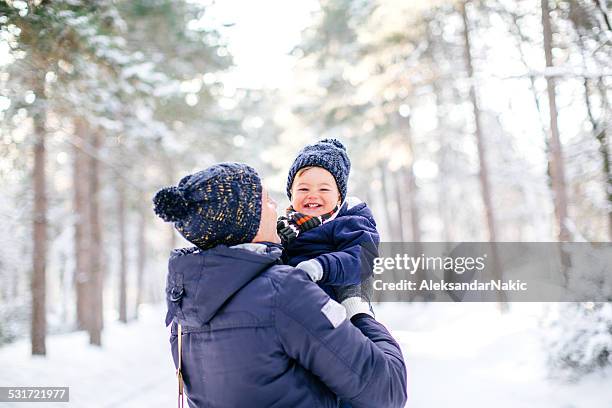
153, 162, 407, 408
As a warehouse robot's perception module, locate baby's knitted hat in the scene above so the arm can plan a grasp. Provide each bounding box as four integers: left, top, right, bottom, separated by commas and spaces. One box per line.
286, 138, 351, 202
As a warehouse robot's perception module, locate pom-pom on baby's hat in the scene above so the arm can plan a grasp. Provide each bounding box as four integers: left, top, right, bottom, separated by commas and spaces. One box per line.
153, 162, 262, 250
286, 138, 351, 202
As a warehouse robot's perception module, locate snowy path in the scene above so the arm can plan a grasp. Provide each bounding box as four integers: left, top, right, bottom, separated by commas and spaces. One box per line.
0, 305, 176, 408
1, 303, 611, 407
381, 303, 612, 408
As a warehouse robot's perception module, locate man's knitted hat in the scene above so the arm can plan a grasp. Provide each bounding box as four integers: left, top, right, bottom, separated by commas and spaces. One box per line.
286, 138, 351, 202
153, 162, 262, 250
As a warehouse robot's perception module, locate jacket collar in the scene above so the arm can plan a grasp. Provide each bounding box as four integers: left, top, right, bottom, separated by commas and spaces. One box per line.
167, 243, 283, 325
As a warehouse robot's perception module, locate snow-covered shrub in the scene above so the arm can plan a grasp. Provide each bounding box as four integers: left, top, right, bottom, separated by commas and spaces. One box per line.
544, 302, 612, 381
0, 301, 29, 345
0, 182, 31, 346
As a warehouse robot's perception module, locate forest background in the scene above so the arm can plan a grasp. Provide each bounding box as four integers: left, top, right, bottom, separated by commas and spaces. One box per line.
0, 0, 611, 391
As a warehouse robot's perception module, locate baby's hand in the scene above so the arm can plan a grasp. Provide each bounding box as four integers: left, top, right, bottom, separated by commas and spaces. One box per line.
296, 259, 323, 282
333, 284, 373, 319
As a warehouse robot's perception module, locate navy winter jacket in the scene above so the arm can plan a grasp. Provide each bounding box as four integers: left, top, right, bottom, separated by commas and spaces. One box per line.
165, 243, 407, 408
284, 200, 380, 298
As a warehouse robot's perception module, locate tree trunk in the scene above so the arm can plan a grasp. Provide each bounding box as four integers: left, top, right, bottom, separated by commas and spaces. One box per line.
594, 0, 612, 31
165, 160, 177, 251
597, 78, 612, 240
404, 166, 422, 243
88, 131, 103, 346
541, 0, 571, 242
135, 199, 147, 319
118, 177, 128, 323
402, 119, 422, 244
461, 1, 507, 307
364, 187, 375, 215
393, 110, 421, 243
392, 169, 406, 242
505, 7, 555, 226
431, 76, 453, 243
31, 94, 47, 356
425, 14, 454, 243
461, 1, 499, 244
73, 118, 90, 331
378, 161, 397, 240
583, 77, 612, 240
505, 9, 548, 138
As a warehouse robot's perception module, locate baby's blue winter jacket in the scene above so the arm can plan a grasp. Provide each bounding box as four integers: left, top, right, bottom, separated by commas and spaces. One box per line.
165, 243, 406, 408
283, 200, 380, 299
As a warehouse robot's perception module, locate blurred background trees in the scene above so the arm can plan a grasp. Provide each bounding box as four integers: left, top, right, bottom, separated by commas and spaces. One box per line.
0, 0, 610, 379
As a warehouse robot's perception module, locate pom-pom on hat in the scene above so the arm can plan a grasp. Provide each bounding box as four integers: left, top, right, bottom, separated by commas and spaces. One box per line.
153, 162, 262, 250
286, 138, 351, 202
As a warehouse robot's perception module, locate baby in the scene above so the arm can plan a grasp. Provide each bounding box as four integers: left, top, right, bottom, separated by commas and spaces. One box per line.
278, 138, 380, 304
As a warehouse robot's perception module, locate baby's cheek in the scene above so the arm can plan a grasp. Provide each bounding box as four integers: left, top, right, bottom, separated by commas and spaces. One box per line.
290, 195, 302, 208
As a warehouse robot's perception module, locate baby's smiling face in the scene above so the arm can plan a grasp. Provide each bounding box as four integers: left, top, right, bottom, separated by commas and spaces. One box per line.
291, 166, 341, 217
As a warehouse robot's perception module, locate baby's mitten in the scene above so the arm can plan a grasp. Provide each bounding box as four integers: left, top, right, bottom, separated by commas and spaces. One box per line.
333, 284, 373, 319
296, 259, 324, 282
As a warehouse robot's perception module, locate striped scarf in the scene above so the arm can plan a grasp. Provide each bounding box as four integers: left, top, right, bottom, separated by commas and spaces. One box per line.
277, 204, 339, 244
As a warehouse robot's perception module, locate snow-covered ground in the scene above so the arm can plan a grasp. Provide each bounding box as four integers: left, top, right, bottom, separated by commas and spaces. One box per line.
0, 305, 176, 408
382, 302, 612, 408
1, 303, 611, 407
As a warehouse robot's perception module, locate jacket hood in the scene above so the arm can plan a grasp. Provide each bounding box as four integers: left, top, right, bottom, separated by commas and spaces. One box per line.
338, 198, 376, 225
165, 243, 283, 326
